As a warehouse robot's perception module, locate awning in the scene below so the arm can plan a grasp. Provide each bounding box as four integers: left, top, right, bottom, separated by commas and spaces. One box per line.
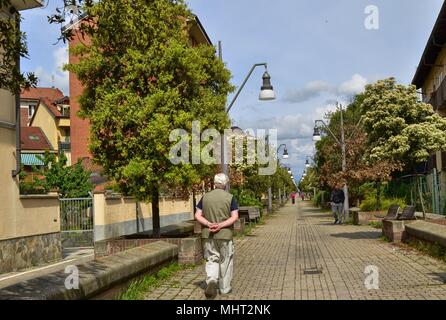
21, 153, 45, 166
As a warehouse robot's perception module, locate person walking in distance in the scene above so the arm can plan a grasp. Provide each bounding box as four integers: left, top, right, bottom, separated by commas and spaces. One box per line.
291, 192, 296, 204
330, 183, 345, 224
195, 173, 239, 299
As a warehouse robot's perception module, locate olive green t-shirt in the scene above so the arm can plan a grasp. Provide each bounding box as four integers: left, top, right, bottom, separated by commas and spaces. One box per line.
196, 189, 238, 240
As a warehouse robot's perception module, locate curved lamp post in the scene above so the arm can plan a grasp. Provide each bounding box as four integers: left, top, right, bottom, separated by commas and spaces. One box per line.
312, 102, 364, 219
222, 63, 276, 191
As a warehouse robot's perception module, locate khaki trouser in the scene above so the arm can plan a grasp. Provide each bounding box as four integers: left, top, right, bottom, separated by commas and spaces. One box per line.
203, 239, 234, 294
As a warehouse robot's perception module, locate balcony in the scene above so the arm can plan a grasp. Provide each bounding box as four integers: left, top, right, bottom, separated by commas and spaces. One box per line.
429, 76, 446, 110
59, 141, 71, 151
10, 0, 43, 11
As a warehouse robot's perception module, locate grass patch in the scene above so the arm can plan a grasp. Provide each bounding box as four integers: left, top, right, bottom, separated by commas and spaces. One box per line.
379, 235, 391, 242
117, 263, 194, 300
368, 221, 383, 229
406, 239, 446, 263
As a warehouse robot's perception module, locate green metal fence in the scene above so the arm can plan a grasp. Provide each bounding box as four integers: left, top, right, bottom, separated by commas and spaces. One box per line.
385, 169, 446, 215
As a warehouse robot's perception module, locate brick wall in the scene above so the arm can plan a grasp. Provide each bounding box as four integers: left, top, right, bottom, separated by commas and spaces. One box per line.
68, 26, 92, 164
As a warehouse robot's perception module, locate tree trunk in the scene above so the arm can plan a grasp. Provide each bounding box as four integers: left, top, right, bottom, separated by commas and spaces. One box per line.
376, 181, 381, 211
417, 176, 426, 219
192, 189, 196, 213
151, 187, 160, 238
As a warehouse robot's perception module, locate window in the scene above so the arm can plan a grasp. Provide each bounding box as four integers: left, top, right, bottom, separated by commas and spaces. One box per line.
28, 134, 40, 141
28, 104, 36, 118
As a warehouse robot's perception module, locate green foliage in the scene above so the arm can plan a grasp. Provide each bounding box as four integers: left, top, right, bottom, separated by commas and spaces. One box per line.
368, 221, 383, 229
117, 263, 194, 300
20, 151, 93, 198
406, 239, 446, 263
66, 0, 234, 201
0, 0, 37, 93
361, 78, 446, 166
314, 190, 330, 209
231, 189, 262, 209
42, 153, 93, 198
298, 167, 318, 192
360, 193, 406, 212
19, 165, 46, 195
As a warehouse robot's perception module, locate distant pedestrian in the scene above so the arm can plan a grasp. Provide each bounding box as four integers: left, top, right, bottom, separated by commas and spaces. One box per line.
330, 184, 345, 224
195, 173, 239, 299
291, 192, 296, 204
301, 192, 305, 201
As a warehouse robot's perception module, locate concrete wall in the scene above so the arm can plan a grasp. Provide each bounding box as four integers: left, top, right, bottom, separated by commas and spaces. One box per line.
0, 3, 61, 274
93, 194, 194, 241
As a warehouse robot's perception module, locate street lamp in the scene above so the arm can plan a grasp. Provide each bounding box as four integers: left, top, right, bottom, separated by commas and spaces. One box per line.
313, 127, 322, 142
266, 143, 288, 214
278, 144, 289, 159
222, 62, 276, 191
259, 71, 276, 101
313, 102, 364, 220
305, 158, 310, 168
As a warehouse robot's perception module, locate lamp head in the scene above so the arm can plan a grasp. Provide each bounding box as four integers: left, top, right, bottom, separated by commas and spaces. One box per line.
259, 70, 276, 101
313, 126, 321, 142
282, 147, 289, 159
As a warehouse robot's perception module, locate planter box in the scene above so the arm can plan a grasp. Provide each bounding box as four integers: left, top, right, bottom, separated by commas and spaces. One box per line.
95, 236, 203, 265
382, 220, 407, 242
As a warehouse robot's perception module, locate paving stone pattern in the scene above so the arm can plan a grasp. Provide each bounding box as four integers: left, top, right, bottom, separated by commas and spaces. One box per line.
145, 202, 446, 300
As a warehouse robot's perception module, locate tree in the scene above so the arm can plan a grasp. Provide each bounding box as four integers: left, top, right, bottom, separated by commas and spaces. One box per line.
39, 152, 93, 198
361, 78, 446, 166
66, 0, 233, 237
0, 0, 37, 93
316, 100, 399, 187
19, 152, 93, 197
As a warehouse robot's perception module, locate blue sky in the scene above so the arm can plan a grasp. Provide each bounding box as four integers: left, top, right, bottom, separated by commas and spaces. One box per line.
20, 0, 445, 181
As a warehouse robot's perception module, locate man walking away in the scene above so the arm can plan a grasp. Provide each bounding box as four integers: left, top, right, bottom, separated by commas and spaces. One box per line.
195, 173, 239, 299
330, 184, 345, 224
291, 192, 296, 204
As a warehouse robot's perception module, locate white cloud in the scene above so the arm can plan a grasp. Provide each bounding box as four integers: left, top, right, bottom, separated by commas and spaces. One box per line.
338, 74, 368, 96
34, 46, 69, 95
283, 74, 368, 103
283, 80, 332, 103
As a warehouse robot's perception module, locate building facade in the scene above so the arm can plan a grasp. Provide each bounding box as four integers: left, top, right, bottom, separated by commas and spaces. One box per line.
22, 87, 71, 165
0, 0, 61, 274
412, 1, 446, 214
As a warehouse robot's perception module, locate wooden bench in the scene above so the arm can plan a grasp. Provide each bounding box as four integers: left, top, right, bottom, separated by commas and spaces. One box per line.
238, 206, 261, 224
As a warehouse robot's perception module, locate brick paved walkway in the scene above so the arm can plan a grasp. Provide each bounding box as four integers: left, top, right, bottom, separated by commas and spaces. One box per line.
144, 202, 446, 300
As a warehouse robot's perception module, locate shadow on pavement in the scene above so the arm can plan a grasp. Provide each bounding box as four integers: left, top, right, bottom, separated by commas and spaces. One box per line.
330, 231, 380, 240
302, 214, 332, 219
429, 272, 446, 284
194, 280, 207, 289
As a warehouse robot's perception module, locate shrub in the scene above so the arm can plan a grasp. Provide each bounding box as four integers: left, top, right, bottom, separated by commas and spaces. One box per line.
360, 194, 406, 212
232, 189, 263, 209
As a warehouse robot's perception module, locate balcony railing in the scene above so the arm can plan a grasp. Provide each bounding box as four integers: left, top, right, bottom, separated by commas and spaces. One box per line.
59, 141, 71, 151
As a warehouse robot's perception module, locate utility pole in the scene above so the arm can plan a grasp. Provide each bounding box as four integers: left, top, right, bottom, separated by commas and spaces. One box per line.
339, 104, 350, 217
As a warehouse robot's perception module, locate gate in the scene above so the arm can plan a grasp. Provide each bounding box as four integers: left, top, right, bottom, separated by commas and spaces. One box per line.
59, 193, 95, 248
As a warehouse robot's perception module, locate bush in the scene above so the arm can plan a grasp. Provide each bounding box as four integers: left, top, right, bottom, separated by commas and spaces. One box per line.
314, 190, 330, 208
231, 189, 263, 209
360, 194, 406, 212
